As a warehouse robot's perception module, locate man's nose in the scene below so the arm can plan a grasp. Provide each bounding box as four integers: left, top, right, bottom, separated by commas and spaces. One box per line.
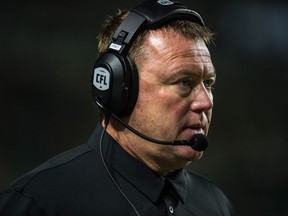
190, 83, 213, 112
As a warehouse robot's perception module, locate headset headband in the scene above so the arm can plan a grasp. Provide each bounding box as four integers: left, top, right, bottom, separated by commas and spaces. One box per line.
108, 0, 205, 55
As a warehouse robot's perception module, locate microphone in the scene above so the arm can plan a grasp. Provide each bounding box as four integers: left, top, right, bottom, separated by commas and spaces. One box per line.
111, 114, 209, 151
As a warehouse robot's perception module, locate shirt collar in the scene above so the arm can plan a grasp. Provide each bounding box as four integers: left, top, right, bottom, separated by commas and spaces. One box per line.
165, 169, 188, 203
87, 123, 188, 203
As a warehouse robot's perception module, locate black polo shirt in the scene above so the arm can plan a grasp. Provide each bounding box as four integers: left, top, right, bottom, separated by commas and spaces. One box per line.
0, 123, 236, 215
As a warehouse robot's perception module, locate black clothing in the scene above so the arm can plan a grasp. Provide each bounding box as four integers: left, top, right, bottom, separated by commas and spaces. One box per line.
0, 123, 236, 215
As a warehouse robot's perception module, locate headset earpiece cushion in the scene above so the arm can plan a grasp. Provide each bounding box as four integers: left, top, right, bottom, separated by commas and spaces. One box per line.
91, 52, 138, 116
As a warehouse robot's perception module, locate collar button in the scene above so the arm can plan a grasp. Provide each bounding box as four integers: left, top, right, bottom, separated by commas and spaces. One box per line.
168, 205, 174, 214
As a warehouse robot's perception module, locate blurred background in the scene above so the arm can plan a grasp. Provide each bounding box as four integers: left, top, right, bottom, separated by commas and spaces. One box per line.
0, 0, 287, 215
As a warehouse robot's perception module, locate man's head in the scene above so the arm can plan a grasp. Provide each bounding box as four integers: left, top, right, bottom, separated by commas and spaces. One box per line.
92, 0, 215, 175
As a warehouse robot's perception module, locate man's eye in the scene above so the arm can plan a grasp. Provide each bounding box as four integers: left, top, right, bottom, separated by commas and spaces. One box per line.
179, 79, 193, 88
204, 79, 216, 90
175, 79, 194, 97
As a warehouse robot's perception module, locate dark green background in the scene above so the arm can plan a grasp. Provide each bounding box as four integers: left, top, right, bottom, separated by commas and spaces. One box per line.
1, 0, 287, 215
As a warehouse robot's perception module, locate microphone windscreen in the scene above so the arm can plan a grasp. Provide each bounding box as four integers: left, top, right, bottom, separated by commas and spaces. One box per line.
190, 134, 209, 151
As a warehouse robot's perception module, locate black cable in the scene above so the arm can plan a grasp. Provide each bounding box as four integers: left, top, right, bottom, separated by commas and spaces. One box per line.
99, 113, 141, 216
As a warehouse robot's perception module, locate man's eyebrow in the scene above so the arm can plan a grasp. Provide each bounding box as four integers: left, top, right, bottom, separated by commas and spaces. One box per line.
169, 69, 216, 79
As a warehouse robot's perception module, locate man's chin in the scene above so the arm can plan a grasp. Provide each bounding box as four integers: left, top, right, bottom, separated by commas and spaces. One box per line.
178, 145, 204, 162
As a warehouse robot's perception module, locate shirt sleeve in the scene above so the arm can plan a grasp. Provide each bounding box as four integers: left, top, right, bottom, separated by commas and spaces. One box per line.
0, 190, 44, 216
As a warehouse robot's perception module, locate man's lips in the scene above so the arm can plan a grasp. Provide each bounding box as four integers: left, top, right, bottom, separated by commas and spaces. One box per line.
184, 125, 206, 137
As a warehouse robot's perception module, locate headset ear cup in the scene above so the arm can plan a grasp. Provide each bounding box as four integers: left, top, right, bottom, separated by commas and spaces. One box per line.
91, 52, 138, 116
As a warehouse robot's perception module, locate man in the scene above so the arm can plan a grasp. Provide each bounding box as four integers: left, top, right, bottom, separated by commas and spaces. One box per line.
0, 0, 236, 215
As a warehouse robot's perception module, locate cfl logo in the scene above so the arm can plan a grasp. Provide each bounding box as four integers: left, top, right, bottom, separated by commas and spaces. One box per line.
93, 67, 110, 91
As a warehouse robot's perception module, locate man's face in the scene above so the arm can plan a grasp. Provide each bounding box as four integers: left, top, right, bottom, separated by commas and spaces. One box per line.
124, 28, 215, 172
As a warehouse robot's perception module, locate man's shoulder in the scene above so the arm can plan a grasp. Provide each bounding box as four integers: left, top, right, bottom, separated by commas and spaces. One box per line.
0, 139, 114, 214
2, 143, 96, 194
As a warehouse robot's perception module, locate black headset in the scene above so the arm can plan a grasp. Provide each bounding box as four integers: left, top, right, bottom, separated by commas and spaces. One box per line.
91, 0, 205, 117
